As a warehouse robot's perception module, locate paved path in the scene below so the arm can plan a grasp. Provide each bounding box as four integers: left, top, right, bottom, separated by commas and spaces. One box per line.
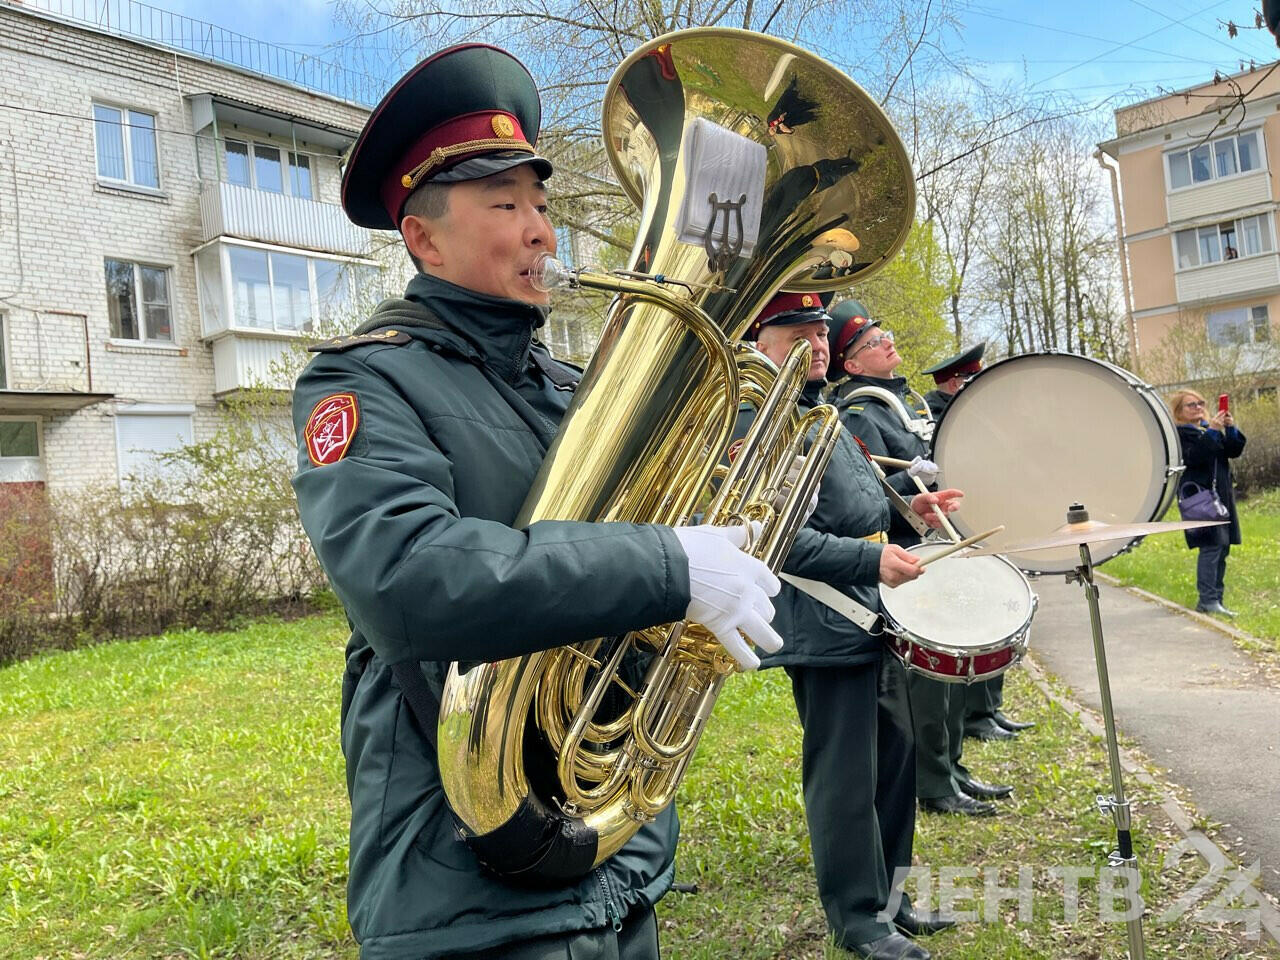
1026, 574, 1280, 901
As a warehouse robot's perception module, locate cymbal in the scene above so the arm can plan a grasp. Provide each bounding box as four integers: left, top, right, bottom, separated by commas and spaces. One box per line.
964, 518, 1226, 557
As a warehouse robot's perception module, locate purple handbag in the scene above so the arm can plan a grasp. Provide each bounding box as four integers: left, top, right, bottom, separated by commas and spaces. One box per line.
1177, 480, 1229, 521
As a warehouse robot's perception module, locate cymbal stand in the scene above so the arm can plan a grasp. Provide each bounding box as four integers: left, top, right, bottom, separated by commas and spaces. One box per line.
1066, 503, 1147, 960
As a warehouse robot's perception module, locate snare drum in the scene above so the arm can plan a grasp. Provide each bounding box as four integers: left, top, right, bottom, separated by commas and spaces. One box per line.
881, 542, 1036, 682
931, 352, 1181, 574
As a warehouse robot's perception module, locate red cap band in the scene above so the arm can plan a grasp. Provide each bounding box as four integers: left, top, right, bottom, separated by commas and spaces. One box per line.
379, 110, 531, 226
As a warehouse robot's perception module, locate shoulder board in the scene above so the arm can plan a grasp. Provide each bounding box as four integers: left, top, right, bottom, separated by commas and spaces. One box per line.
308, 329, 412, 353
845, 404, 865, 412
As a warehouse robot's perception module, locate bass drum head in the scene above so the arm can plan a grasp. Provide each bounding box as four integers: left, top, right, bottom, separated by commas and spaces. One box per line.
880, 543, 1033, 650
931, 353, 1176, 574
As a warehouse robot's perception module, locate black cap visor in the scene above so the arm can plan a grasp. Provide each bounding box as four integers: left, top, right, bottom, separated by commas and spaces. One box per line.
430, 150, 554, 184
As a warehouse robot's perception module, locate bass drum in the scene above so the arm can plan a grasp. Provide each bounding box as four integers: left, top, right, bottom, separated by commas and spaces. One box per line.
931, 352, 1181, 574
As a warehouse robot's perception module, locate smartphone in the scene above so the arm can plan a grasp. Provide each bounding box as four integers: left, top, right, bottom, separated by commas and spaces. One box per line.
1218, 394, 1230, 414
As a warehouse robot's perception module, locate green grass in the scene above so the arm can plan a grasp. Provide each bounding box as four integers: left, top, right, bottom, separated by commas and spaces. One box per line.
1, 618, 1275, 959
1105, 489, 1280, 655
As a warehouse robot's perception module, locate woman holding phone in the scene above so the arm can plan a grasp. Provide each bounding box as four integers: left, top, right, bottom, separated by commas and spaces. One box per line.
1169, 390, 1247, 616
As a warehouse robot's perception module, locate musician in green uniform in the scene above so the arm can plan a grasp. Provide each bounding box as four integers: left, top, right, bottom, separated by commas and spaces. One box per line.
826, 301, 1011, 816
920, 344, 1034, 741
290, 44, 786, 960
744, 293, 964, 960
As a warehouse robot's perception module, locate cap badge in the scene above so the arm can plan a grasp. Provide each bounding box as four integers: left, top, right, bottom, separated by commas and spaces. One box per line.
491, 114, 515, 138
801, 295, 815, 308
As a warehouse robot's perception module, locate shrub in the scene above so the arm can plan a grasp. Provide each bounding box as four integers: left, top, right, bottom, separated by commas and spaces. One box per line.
1231, 395, 1280, 496
0, 391, 326, 663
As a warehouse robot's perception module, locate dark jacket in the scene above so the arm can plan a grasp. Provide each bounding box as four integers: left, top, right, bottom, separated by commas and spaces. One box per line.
291, 273, 690, 959
1177, 422, 1247, 548
736, 381, 890, 667
923, 388, 952, 419
832, 375, 932, 545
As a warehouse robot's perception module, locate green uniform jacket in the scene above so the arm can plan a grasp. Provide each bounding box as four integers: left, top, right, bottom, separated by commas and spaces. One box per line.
291, 274, 691, 960
923, 388, 951, 420
833, 376, 932, 546
737, 382, 890, 667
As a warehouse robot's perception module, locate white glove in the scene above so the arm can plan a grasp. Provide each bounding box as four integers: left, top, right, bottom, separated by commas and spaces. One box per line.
673, 524, 784, 671
907, 456, 939, 487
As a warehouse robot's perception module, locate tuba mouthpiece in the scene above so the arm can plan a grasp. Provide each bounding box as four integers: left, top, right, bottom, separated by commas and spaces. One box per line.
530, 254, 575, 293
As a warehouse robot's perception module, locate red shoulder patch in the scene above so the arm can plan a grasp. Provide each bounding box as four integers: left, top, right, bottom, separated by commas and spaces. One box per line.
305, 393, 360, 466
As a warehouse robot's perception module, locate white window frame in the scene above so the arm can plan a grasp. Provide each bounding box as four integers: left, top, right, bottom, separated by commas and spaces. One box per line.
1164, 127, 1266, 193
194, 238, 380, 338
113, 404, 195, 488
1251, 304, 1271, 343
104, 258, 176, 345
1170, 213, 1276, 272
222, 137, 316, 199
92, 101, 161, 190
1206, 303, 1273, 346
0, 417, 42, 460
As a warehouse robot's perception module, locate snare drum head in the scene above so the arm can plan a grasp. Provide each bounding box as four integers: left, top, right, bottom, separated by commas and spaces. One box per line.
880, 544, 1033, 649
931, 353, 1178, 573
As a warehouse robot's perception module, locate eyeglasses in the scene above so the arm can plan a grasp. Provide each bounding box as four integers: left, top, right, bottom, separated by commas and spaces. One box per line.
851, 329, 894, 355
1183, 399, 1206, 408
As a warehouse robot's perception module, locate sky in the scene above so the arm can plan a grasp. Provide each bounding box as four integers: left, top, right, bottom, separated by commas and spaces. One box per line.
146, 0, 1280, 121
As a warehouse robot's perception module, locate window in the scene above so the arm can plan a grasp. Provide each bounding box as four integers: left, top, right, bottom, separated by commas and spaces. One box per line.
1253, 305, 1271, 342
196, 241, 382, 337
0, 420, 39, 458
289, 153, 312, 199
105, 259, 173, 342
223, 138, 315, 198
1166, 130, 1262, 190
115, 409, 193, 485
93, 104, 159, 189
1173, 215, 1273, 269
1207, 304, 1272, 345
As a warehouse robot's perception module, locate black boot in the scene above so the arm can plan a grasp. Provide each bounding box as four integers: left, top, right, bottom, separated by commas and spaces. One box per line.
919, 792, 997, 816
963, 719, 1017, 741
993, 711, 1035, 732
849, 931, 931, 959
957, 777, 1013, 800
895, 906, 956, 937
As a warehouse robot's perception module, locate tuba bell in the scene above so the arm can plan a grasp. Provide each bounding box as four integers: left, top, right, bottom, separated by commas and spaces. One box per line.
436, 27, 915, 883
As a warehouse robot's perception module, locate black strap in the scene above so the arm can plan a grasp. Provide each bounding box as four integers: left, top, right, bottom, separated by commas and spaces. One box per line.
529, 344, 582, 391
389, 661, 440, 751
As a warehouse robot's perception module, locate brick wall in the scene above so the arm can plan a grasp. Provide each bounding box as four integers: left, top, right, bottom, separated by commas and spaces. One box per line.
0, 4, 381, 495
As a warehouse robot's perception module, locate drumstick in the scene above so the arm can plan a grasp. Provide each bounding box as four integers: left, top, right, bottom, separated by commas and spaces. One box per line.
870, 454, 914, 470
909, 473, 963, 542
916, 525, 1005, 567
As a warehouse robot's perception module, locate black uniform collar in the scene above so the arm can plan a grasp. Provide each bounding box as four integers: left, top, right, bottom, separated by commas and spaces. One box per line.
404, 272, 549, 383
800, 379, 825, 407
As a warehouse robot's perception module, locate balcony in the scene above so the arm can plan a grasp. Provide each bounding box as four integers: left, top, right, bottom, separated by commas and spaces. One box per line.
1175, 252, 1280, 304
199, 180, 370, 257
1167, 170, 1271, 224
210, 334, 299, 394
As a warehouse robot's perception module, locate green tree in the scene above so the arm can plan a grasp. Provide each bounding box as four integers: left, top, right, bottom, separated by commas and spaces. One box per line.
843, 219, 955, 390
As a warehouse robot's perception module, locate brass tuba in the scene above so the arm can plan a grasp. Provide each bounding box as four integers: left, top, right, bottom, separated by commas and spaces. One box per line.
436, 27, 915, 883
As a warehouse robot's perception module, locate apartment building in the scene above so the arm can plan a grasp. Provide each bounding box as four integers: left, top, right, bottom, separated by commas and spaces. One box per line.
0, 0, 411, 498
1099, 66, 1280, 390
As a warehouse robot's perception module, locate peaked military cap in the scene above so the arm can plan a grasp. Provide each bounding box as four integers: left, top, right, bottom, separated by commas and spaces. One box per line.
747, 291, 830, 340
342, 44, 554, 230
921, 342, 986, 383
827, 298, 878, 356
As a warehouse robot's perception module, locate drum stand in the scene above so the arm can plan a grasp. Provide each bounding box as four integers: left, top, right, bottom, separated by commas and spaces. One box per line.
1066, 504, 1148, 960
